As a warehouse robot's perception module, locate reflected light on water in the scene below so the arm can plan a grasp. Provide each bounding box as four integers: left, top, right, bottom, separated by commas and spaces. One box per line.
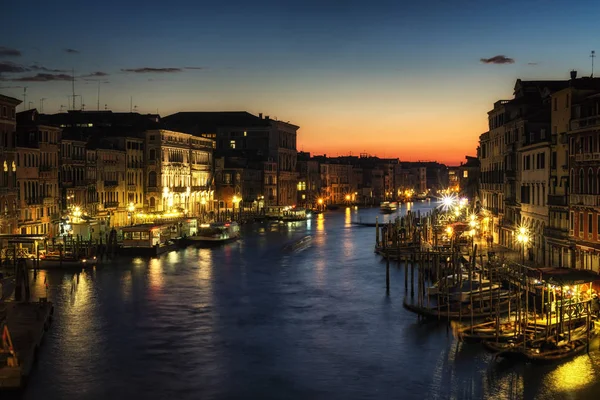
345, 207, 351, 225
148, 258, 164, 294
548, 354, 597, 392
121, 270, 132, 300
316, 214, 325, 232
197, 249, 213, 282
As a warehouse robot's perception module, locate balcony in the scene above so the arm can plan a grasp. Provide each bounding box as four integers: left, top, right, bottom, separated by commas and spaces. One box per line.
104, 180, 118, 187
570, 116, 600, 131
43, 197, 55, 205
547, 194, 567, 206
147, 186, 158, 192
172, 186, 187, 193
26, 198, 43, 205
104, 202, 119, 209
128, 184, 137, 191
544, 226, 569, 239
191, 185, 208, 192
570, 194, 600, 207
505, 170, 516, 179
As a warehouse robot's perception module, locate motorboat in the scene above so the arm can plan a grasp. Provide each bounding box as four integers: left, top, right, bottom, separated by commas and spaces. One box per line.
380, 201, 398, 214
188, 222, 240, 246
37, 252, 97, 269
120, 223, 178, 256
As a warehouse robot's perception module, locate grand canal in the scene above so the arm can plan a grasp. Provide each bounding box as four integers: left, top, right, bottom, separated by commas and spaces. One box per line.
22, 202, 600, 399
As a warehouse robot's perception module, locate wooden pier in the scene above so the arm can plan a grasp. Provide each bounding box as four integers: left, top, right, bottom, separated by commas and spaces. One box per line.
0, 299, 54, 390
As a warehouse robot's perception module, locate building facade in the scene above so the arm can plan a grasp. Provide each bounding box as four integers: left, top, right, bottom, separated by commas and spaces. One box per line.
0, 95, 21, 234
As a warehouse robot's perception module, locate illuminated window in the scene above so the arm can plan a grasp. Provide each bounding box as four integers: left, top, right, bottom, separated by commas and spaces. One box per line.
244, 131, 247, 137
463, 170, 468, 178
230, 140, 236, 149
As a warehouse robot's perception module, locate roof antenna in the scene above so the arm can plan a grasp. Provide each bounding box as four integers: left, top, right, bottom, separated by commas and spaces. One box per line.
23, 87, 27, 111
72, 68, 76, 110
591, 50, 596, 78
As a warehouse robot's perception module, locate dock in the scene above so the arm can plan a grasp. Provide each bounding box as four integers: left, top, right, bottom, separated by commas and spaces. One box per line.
0, 299, 54, 390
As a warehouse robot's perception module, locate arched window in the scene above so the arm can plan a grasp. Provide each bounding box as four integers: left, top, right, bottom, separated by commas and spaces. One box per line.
579, 169, 584, 194
149, 149, 156, 161
589, 168, 595, 195
571, 169, 576, 194
149, 197, 155, 207
148, 171, 157, 187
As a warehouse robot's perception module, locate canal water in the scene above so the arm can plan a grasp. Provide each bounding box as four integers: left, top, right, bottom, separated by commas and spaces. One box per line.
22, 201, 600, 400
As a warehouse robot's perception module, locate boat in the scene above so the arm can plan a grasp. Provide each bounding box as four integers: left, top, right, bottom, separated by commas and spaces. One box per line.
120, 223, 178, 256
37, 253, 97, 269
188, 222, 240, 246
427, 273, 470, 295
457, 320, 518, 342
447, 279, 502, 303
488, 339, 588, 363
380, 201, 397, 214
280, 207, 311, 222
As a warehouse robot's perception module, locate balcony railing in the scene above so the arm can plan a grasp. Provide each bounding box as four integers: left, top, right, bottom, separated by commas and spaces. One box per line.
172, 186, 187, 193
43, 197, 55, 205
104, 201, 119, 209
128, 184, 137, 191
544, 226, 569, 239
191, 185, 208, 192
547, 194, 568, 206
570, 116, 600, 131
147, 186, 158, 192
104, 180, 118, 187
570, 194, 600, 207
26, 198, 43, 205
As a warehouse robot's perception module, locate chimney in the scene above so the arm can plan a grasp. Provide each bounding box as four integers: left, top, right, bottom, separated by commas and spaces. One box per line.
259, 113, 263, 119
265, 115, 270, 120
570, 70, 577, 80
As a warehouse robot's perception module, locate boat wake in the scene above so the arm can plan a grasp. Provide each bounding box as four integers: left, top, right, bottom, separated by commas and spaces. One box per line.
281, 235, 313, 253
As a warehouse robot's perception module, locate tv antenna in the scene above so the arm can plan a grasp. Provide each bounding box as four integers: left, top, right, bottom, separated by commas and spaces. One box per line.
22, 87, 27, 111
40, 98, 46, 113
591, 50, 596, 78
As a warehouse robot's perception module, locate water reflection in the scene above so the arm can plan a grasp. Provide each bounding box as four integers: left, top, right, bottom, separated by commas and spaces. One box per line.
148, 258, 164, 294
549, 354, 598, 392
345, 206, 351, 226
316, 213, 325, 232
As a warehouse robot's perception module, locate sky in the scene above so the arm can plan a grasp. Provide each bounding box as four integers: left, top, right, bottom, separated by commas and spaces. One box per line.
1, 0, 599, 165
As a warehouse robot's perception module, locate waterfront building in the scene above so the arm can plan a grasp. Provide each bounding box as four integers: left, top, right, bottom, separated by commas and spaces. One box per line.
458, 156, 480, 202
16, 110, 61, 236
296, 152, 321, 207
162, 112, 299, 206
546, 73, 600, 267
0, 95, 21, 234
320, 162, 354, 205
60, 138, 88, 211
567, 80, 600, 272
145, 129, 214, 215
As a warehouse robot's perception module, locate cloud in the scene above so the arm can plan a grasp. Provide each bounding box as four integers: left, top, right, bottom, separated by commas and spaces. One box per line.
527, 62, 539, 66
29, 64, 68, 72
480, 55, 515, 64
0, 46, 21, 57
80, 71, 109, 78
0, 61, 28, 73
184, 66, 205, 70
64, 48, 80, 54
12, 73, 73, 82
121, 67, 182, 73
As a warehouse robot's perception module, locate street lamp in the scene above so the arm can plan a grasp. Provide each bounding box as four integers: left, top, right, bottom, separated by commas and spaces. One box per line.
345, 194, 351, 204
232, 195, 240, 220
516, 226, 530, 265
317, 198, 324, 212
128, 202, 135, 225
200, 197, 207, 222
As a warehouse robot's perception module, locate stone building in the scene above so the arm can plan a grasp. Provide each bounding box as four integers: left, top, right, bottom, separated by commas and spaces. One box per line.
0, 94, 21, 234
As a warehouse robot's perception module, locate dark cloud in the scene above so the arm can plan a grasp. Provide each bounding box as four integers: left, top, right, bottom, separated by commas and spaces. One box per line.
29, 64, 68, 72
80, 71, 109, 78
0, 46, 21, 57
12, 73, 73, 82
64, 48, 80, 54
480, 55, 515, 64
0, 61, 28, 73
122, 67, 182, 73
184, 66, 205, 70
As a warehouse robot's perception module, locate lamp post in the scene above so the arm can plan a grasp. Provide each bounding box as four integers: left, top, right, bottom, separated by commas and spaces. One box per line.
516, 226, 530, 265
200, 197, 207, 223
317, 198, 324, 212
345, 194, 351, 205
232, 195, 240, 221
